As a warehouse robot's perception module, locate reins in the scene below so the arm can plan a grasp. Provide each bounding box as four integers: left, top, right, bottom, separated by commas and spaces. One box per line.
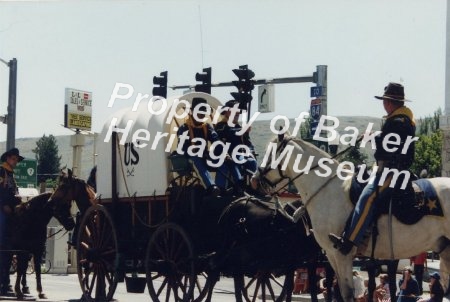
46, 227, 69, 240
261, 136, 362, 198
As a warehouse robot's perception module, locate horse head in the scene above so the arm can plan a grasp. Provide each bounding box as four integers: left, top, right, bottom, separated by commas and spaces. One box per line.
47, 195, 76, 231
50, 169, 97, 214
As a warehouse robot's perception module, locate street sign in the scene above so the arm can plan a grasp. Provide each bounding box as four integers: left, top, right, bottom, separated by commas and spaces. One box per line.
310, 98, 322, 120
258, 84, 275, 113
310, 86, 322, 98
310, 121, 319, 137
14, 159, 37, 188
64, 88, 92, 131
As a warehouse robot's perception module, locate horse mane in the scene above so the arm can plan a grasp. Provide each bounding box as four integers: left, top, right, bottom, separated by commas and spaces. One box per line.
15, 192, 53, 214
71, 176, 97, 211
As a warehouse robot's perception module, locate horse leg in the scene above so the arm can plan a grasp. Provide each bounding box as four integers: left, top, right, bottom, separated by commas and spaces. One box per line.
366, 260, 377, 302
15, 252, 28, 299
328, 254, 354, 302
325, 263, 334, 302
438, 246, 450, 295
34, 253, 46, 299
387, 260, 399, 302
21, 254, 31, 295
307, 260, 319, 302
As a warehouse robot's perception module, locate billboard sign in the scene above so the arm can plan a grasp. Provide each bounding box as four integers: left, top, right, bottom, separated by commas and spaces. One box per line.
64, 88, 92, 131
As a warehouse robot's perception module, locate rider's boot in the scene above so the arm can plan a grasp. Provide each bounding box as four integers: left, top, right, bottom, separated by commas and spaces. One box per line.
328, 233, 355, 255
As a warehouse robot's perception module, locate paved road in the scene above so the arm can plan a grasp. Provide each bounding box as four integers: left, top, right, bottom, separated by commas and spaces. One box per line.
2, 273, 239, 302
2, 260, 448, 302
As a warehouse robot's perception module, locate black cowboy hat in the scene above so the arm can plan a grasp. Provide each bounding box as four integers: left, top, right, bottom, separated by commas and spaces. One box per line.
1, 148, 24, 162
375, 82, 411, 102
220, 100, 242, 114
191, 97, 207, 109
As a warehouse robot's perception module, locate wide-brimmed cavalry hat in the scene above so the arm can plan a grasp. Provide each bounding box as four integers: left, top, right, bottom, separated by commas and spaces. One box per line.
1, 148, 24, 162
220, 100, 242, 114
375, 82, 411, 102
191, 97, 207, 109
430, 272, 441, 280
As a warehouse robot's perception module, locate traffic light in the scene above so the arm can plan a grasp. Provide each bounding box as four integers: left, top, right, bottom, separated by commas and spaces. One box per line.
231, 65, 255, 110
194, 67, 212, 94
152, 71, 168, 98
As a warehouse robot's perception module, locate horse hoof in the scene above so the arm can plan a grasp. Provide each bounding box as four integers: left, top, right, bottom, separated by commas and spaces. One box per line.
39, 293, 47, 299
22, 287, 30, 294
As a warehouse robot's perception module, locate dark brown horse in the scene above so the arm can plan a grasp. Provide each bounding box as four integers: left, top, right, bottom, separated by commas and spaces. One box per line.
10, 192, 75, 299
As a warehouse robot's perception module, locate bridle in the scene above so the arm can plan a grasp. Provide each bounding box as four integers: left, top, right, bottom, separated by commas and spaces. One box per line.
255, 136, 341, 200
257, 137, 294, 190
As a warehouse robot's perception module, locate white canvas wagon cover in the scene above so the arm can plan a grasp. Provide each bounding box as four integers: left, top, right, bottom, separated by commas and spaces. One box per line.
95, 92, 223, 199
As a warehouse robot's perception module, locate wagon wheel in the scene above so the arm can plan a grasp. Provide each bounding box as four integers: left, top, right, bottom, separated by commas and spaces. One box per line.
235, 270, 294, 302
145, 222, 196, 302
77, 205, 119, 302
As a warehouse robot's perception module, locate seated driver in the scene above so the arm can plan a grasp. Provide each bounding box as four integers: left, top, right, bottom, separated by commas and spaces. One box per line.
177, 97, 230, 197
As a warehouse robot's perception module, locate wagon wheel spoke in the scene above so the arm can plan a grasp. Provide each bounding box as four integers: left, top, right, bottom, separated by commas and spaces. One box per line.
156, 277, 169, 297
238, 271, 292, 302
252, 279, 261, 302
87, 270, 97, 295
146, 223, 196, 302
77, 205, 118, 302
266, 278, 277, 300
269, 274, 283, 287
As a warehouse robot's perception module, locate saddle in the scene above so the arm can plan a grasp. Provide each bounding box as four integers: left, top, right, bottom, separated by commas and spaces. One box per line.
350, 175, 444, 225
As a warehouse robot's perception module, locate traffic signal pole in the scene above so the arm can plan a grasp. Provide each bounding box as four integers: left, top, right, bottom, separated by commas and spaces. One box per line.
0, 57, 17, 151
171, 75, 314, 90
7, 58, 17, 150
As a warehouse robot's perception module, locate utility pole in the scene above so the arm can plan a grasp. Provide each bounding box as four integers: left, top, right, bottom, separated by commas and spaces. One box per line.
0, 57, 17, 151
441, 0, 450, 177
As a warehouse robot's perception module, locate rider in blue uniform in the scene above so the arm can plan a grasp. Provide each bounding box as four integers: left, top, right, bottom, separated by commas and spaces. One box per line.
215, 100, 257, 191
0, 148, 23, 295
177, 98, 229, 197
329, 83, 416, 255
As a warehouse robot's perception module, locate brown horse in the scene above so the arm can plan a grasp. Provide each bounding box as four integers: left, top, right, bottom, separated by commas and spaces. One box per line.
10, 192, 75, 299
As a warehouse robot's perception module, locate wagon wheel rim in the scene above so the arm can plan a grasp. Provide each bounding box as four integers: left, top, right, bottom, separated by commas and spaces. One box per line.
189, 269, 222, 302
145, 223, 196, 302
237, 270, 294, 302
77, 205, 119, 302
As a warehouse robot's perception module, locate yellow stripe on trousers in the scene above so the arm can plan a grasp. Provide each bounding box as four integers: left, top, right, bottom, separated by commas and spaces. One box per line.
348, 174, 393, 242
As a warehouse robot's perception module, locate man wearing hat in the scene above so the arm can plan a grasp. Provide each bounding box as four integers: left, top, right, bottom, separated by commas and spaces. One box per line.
329, 82, 416, 255
421, 272, 445, 302
177, 98, 228, 197
0, 148, 23, 295
215, 100, 257, 192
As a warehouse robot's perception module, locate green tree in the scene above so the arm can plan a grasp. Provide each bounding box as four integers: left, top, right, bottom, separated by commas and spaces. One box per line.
411, 108, 443, 177
33, 134, 61, 183
340, 144, 368, 166
411, 130, 442, 177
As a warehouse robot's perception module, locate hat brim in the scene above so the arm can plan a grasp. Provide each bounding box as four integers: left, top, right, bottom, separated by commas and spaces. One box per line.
1, 153, 24, 162
375, 95, 411, 102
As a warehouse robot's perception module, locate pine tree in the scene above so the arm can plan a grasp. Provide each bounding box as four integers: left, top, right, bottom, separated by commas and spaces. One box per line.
33, 134, 61, 183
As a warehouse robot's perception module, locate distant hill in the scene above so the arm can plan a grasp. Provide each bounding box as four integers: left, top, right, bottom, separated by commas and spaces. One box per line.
0, 116, 380, 181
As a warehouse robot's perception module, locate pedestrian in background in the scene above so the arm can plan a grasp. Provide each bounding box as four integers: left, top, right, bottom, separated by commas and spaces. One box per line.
417, 272, 444, 302
397, 266, 420, 302
410, 252, 428, 295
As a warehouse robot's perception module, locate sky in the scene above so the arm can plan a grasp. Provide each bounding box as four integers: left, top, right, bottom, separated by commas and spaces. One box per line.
0, 0, 447, 140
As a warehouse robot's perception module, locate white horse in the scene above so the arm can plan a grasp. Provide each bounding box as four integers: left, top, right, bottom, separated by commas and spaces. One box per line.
253, 134, 450, 302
